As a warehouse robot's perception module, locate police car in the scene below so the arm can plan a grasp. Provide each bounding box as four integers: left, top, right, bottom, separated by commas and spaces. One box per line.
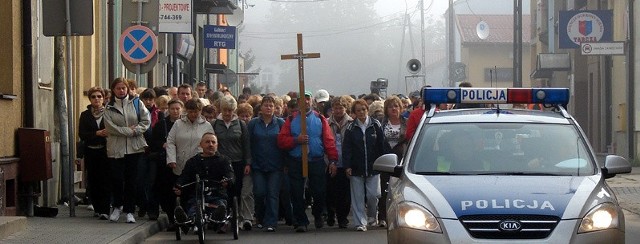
374, 87, 632, 243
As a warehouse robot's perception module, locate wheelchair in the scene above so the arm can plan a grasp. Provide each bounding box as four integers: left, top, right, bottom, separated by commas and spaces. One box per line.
174, 174, 239, 243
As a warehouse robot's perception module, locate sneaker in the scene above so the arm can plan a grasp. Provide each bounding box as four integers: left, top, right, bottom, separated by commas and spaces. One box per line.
174, 206, 188, 224
126, 213, 136, 223
356, 225, 367, 232
242, 220, 252, 231
87, 204, 94, 211
99, 214, 109, 220
294, 225, 307, 233
256, 223, 264, 229
367, 217, 378, 227
266, 226, 276, 232
109, 206, 122, 222
379, 220, 387, 228
193, 226, 199, 233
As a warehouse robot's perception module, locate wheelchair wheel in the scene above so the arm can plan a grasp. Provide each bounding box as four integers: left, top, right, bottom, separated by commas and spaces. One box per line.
232, 196, 239, 240
196, 199, 205, 244
175, 197, 183, 241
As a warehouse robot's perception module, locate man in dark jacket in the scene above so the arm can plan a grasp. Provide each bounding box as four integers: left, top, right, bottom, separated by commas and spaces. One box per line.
174, 133, 235, 222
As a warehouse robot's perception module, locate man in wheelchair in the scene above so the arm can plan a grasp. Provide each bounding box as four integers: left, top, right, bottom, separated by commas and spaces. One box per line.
173, 133, 235, 225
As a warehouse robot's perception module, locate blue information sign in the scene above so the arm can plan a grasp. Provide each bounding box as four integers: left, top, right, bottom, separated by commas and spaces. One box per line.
203, 25, 236, 49
559, 10, 613, 49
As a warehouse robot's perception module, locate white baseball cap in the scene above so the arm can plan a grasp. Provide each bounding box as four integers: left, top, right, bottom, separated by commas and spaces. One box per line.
315, 89, 330, 103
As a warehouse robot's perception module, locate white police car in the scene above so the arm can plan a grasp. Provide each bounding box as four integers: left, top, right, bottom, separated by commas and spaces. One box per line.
374, 87, 632, 243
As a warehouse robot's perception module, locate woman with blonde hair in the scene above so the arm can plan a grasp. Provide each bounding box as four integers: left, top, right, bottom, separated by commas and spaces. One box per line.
212, 95, 254, 230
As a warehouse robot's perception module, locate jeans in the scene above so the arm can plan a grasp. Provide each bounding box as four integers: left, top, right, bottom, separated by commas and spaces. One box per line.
288, 158, 326, 227
349, 174, 381, 227
110, 153, 141, 213
253, 170, 282, 227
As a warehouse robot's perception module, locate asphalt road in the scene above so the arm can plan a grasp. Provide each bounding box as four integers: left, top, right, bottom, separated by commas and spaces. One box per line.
144, 224, 387, 244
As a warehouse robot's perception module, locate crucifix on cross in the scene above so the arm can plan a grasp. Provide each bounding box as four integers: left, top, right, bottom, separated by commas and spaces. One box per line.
281, 33, 320, 177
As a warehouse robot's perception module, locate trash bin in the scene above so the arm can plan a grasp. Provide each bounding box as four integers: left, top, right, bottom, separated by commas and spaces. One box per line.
0, 157, 19, 216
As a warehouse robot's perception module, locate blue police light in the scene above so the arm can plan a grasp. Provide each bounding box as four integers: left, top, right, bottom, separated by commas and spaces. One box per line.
423, 87, 570, 106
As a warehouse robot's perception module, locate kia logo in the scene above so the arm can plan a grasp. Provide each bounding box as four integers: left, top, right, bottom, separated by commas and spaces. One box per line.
499, 220, 522, 231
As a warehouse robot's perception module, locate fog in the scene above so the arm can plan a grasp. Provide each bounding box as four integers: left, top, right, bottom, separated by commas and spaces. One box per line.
238, 0, 526, 97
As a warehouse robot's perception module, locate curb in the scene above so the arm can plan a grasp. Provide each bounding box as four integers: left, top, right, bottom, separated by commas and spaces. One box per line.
0, 217, 27, 240
109, 215, 169, 244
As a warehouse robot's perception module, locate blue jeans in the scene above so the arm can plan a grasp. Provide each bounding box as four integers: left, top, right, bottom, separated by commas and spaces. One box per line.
253, 170, 282, 227
349, 175, 381, 227
288, 158, 326, 227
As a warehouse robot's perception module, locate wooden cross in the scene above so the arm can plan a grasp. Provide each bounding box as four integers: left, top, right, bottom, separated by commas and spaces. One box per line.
281, 33, 320, 177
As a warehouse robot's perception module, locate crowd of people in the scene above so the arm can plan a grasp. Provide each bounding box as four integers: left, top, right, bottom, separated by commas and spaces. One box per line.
78, 77, 433, 233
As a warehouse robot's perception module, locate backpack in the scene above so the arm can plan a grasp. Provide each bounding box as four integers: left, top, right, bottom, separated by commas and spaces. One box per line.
132, 96, 141, 122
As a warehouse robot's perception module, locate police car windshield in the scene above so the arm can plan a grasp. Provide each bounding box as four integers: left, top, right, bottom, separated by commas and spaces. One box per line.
410, 123, 595, 176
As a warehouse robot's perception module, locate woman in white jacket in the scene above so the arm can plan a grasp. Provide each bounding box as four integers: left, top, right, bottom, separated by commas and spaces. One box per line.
104, 78, 150, 224
166, 98, 215, 176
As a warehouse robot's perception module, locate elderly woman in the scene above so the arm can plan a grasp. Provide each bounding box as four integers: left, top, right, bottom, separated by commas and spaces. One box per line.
103, 78, 151, 223
79, 87, 110, 220
343, 99, 385, 232
166, 98, 214, 176
248, 96, 285, 232
166, 98, 214, 223
378, 96, 408, 228
212, 95, 254, 230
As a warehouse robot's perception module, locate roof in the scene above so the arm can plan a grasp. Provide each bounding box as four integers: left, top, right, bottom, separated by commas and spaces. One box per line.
428, 109, 571, 124
456, 14, 531, 44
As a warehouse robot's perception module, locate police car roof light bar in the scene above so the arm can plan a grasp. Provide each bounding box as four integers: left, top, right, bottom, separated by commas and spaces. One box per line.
423, 87, 570, 107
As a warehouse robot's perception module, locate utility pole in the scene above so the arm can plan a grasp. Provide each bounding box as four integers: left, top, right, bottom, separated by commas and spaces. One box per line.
513, 0, 523, 87
448, 0, 455, 86
420, 0, 426, 86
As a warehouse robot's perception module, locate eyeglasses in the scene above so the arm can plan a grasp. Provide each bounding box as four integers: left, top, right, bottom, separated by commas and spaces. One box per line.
90, 95, 103, 99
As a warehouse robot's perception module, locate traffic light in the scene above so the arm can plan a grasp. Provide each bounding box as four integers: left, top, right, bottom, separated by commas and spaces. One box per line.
407, 59, 422, 74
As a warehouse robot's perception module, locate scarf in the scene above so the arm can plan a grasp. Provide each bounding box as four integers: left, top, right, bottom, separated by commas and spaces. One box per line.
91, 106, 104, 119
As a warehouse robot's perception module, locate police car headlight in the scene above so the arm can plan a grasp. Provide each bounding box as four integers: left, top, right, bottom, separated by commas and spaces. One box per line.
578, 203, 620, 233
398, 201, 441, 233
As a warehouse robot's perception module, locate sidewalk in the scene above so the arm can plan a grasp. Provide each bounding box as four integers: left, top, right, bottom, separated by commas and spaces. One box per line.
1, 205, 168, 244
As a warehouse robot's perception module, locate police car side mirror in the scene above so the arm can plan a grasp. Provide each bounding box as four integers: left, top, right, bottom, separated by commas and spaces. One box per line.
374, 154, 402, 177
603, 155, 632, 179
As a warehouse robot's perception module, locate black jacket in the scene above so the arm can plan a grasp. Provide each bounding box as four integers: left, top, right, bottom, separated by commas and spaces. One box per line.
342, 117, 386, 177
176, 152, 235, 198
78, 105, 107, 148
150, 113, 175, 154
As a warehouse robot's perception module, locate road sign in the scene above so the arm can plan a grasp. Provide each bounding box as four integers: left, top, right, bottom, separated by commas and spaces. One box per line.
42, 0, 94, 36
121, 0, 159, 33
204, 25, 236, 49
450, 62, 467, 82
581, 42, 624, 56
159, 0, 192, 33
119, 25, 158, 64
